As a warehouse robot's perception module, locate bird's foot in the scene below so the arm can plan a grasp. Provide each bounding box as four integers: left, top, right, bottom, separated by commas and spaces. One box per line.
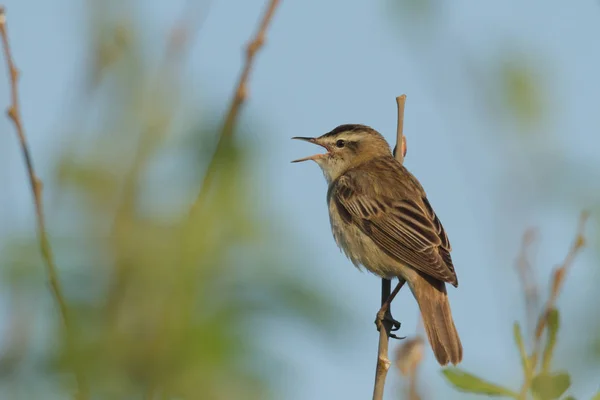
375, 308, 404, 340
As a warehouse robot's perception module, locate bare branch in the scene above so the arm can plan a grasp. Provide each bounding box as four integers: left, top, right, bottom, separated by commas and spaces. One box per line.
222, 0, 280, 138
394, 95, 407, 163
373, 94, 408, 400
533, 211, 588, 344
0, 7, 88, 399
190, 0, 281, 216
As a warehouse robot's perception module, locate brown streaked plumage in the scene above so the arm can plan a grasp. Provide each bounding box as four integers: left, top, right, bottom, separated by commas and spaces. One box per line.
292, 124, 463, 366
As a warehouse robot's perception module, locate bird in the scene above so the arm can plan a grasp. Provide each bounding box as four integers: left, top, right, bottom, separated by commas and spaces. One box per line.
291, 124, 462, 366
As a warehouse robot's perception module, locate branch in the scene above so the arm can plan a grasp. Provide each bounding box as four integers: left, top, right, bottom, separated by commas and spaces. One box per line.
221, 0, 279, 139
532, 211, 588, 352
0, 7, 88, 399
394, 94, 407, 163
373, 95, 408, 400
189, 0, 280, 216
517, 211, 589, 399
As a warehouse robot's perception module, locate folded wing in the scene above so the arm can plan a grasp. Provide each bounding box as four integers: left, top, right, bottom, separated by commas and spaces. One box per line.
331, 175, 458, 286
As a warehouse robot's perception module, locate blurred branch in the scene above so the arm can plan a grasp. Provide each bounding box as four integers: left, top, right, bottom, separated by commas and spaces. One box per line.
443, 213, 588, 399
104, 6, 209, 399
396, 336, 425, 400
106, 0, 205, 320
221, 0, 279, 139
190, 0, 281, 215
534, 212, 588, 340
517, 211, 589, 400
0, 288, 33, 378
0, 7, 88, 399
164, 0, 212, 62
373, 95, 408, 400
515, 228, 540, 339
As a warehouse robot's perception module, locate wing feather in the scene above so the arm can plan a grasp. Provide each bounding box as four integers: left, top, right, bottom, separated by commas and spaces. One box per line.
332, 174, 458, 286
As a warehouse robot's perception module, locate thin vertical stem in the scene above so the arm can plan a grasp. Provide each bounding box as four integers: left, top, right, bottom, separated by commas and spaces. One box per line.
0, 7, 88, 399
373, 94, 408, 400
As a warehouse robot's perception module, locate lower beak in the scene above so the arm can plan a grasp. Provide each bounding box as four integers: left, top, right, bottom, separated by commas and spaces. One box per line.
291, 137, 328, 163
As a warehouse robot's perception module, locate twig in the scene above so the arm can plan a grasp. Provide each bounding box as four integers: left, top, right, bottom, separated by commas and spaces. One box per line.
517, 211, 589, 400
0, 7, 88, 399
373, 94, 408, 400
221, 0, 279, 139
394, 95, 408, 163
515, 228, 540, 339
189, 0, 280, 216
532, 211, 588, 353
373, 279, 405, 400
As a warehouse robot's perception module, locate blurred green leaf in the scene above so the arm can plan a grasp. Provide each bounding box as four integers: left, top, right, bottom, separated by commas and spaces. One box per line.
383, 0, 440, 38
591, 392, 600, 400
541, 308, 560, 373
500, 57, 543, 129
390, 0, 434, 16
442, 368, 518, 397
562, 396, 576, 400
514, 322, 530, 374
531, 372, 571, 400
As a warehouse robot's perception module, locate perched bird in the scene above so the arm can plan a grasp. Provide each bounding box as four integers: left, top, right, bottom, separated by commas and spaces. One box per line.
292, 124, 462, 366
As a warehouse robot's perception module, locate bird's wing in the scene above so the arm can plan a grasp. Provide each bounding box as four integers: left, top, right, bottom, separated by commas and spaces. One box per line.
331, 174, 457, 286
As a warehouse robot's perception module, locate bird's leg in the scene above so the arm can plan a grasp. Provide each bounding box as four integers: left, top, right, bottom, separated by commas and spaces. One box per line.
380, 281, 403, 333
375, 278, 406, 339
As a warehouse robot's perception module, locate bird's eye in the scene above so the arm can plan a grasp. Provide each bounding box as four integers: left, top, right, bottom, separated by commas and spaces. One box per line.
336, 139, 345, 148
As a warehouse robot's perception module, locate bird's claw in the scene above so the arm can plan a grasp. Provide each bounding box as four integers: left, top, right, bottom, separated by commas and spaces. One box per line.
389, 316, 401, 332
375, 309, 404, 339
389, 332, 406, 340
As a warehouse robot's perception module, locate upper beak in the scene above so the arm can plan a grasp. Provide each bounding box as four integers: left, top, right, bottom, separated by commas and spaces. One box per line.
291, 137, 328, 163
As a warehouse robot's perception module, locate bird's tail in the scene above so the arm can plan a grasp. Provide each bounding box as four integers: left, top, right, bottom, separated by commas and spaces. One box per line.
410, 272, 463, 366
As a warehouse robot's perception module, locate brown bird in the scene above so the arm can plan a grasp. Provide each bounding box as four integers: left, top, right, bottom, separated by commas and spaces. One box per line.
292, 124, 462, 366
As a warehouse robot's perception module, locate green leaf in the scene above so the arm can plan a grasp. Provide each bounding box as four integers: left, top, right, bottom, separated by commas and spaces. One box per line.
442, 368, 518, 397
541, 309, 560, 373
591, 392, 600, 400
500, 57, 543, 128
562, 396, 576, 400
530, 372, 571, 400
514, 322, 530, 375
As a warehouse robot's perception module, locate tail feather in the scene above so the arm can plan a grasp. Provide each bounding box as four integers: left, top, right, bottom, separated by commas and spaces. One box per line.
411, 273, 462, 366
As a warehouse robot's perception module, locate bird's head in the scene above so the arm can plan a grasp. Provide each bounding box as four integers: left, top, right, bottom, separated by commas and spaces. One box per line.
292, 124, 393, 183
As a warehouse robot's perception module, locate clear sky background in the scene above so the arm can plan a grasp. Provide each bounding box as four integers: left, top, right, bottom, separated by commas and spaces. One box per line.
0, 0, 599, 399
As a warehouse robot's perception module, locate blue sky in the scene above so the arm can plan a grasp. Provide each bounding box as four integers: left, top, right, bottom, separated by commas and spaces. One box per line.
1, 0, 599, 399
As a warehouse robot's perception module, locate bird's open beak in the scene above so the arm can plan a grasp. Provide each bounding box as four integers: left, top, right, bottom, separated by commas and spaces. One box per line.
291, 137, 329, 163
